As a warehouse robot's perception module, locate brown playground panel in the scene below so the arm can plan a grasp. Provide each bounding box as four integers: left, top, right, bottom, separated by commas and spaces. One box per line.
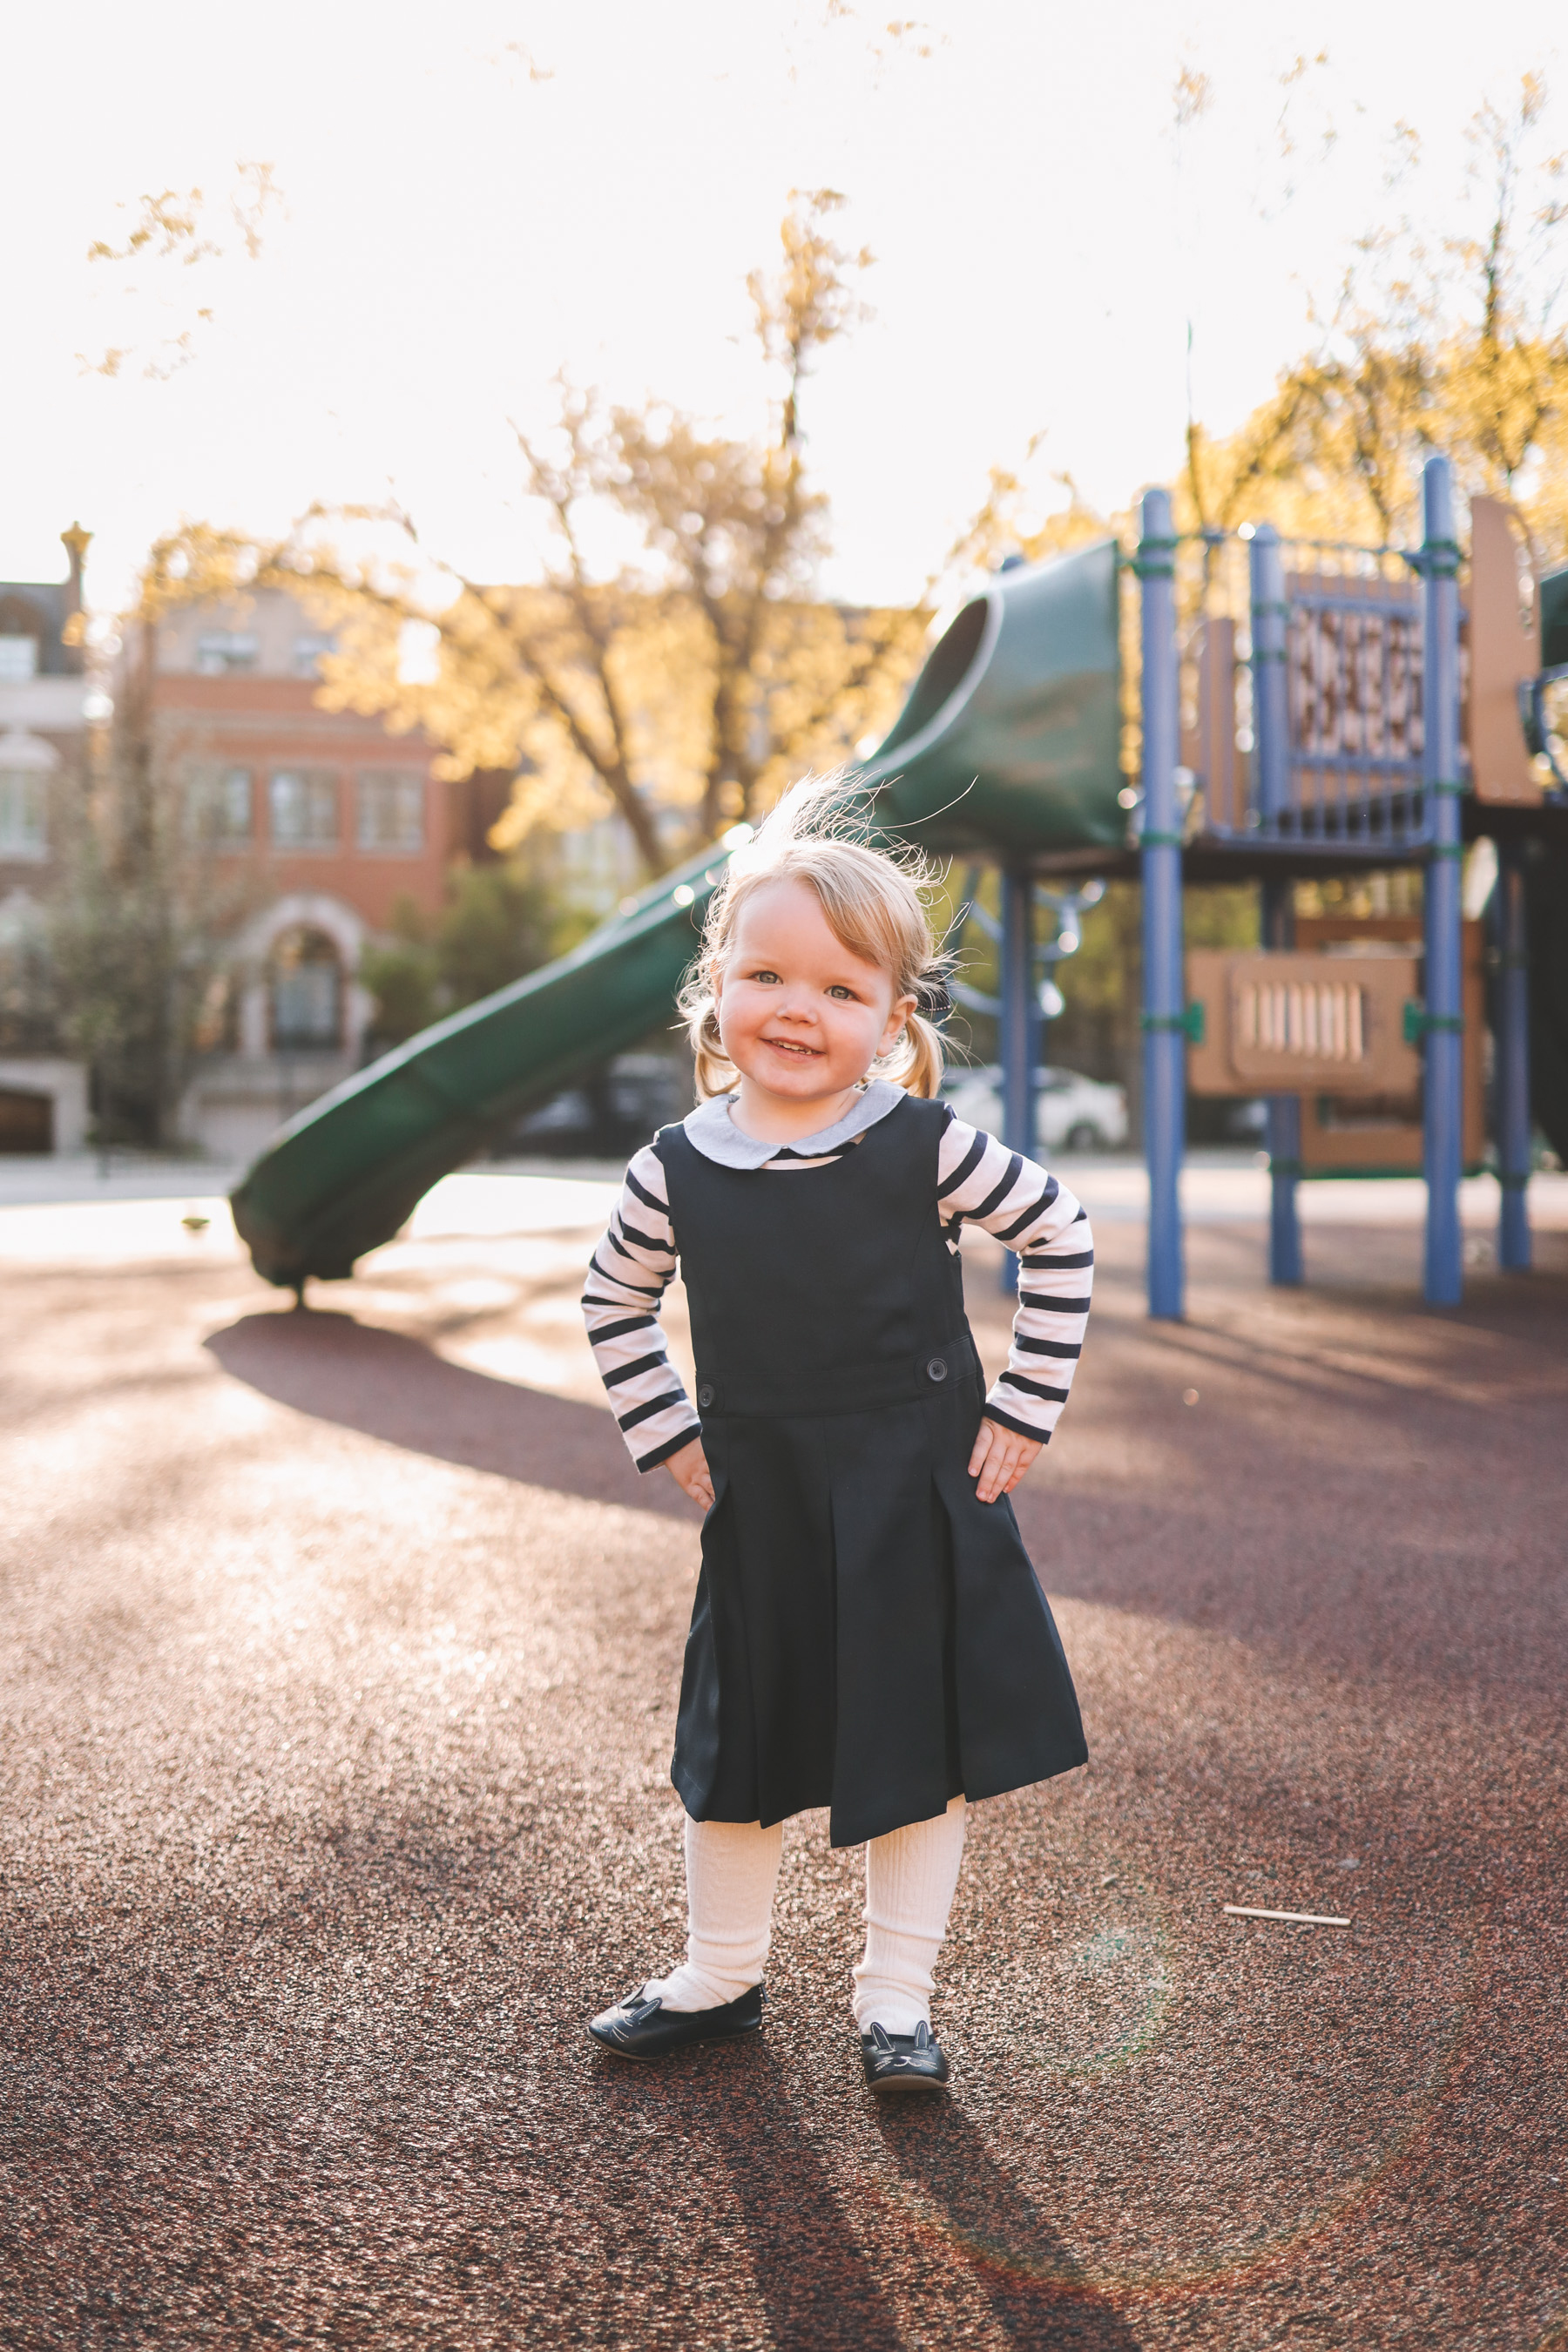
1187, 918, 1486, 1175
1186, 946, 1422, 1100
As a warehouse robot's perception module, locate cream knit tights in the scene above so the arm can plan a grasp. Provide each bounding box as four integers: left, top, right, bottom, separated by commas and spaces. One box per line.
647, 1798, 966, 2034
646, 1815, 784, 2013
851, 1794, 967, 2033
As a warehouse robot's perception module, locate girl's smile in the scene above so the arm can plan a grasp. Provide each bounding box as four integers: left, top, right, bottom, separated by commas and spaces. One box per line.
714, 880, 916, 1146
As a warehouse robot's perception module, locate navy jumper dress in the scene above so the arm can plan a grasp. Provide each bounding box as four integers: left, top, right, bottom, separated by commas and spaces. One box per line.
657, 1092, 1087, 1848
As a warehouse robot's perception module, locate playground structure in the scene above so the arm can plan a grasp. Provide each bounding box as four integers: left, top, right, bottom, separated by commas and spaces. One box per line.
231, 456, 1567, 1316
1130, 459, 1562, 1312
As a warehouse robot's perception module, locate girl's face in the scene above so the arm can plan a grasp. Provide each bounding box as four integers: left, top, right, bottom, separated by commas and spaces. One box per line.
715, 880, 916, 1108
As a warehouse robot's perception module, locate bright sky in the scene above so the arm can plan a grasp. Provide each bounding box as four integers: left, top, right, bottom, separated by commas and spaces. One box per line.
5, 0, 1565, 615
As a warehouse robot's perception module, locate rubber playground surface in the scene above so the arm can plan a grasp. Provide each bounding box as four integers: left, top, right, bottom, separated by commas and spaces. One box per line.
3, 1165, 1565, 2349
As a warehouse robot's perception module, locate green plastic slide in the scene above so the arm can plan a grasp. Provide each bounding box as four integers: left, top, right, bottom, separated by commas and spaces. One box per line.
230, 538, 1123, 1288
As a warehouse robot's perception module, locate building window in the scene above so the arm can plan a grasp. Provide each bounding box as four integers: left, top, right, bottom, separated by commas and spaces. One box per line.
269, 927, 342, 1051
189, 767, 253, 846
268, 768, 339, 848
0, 636, 40, 683
0, 767, 49, 859
356, 769, 425, 853
0, 1085, 53, 1152
194, 632, 260, 676
292, 632, 335, 678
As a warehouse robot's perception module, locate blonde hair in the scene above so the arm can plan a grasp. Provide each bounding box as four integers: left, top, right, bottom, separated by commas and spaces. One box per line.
679, 774, 949, 1101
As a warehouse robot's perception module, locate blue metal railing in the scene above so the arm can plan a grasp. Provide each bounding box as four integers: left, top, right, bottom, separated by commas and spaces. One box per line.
1159, 517, 1463, 858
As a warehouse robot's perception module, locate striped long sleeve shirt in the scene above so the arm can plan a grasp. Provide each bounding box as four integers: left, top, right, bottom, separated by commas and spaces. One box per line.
582, 1083, 1094, 1473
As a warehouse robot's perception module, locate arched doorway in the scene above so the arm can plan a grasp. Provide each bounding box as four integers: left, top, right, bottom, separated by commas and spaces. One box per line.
268, 926, 342, 1051
0, 1087, 51, 1152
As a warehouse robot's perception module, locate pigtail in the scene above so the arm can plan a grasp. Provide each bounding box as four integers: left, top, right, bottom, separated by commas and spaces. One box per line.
690, 1003, 739, 1099
898, 1011, 945, 1098
874, 1005, 946, 1098
677, 928, 740, 1099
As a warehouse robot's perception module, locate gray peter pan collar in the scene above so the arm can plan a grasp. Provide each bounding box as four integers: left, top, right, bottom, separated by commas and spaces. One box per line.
682, 1077, 906, 1169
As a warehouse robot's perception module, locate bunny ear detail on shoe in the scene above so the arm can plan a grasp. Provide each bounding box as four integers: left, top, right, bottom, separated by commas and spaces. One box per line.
588, 1982, 764, 2061
860, 2018, 951, 2095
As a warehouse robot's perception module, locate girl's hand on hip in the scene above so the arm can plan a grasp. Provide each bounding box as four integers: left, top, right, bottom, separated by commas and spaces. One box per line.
666, 1436, 715, 1511
968, 1418, 1042, 1504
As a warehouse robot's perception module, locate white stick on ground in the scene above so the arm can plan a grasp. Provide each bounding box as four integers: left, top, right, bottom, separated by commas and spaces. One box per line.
1223, 1904, 1350, 1928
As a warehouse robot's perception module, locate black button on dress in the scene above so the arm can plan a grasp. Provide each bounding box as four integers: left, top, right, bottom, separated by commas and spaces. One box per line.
658, 1094, 1087, 1848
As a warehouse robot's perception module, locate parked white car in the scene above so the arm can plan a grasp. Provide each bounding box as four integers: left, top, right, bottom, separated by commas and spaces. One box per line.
942, 1063, 1129, 1153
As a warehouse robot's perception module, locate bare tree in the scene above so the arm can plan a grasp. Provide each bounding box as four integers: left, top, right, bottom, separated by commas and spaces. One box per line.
145, 193, 928, 880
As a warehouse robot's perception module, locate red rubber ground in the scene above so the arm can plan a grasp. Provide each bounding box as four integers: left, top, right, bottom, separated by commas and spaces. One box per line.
2, 1199, 1565, 2349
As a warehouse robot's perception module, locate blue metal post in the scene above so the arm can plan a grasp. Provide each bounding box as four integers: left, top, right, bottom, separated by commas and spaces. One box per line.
1497, 839, 1532, 1269
998, 859, 1036, 1293
1251, 523, 1302, 1287
1139, 487, 1185, 1319
1250, 525, 1290, 834
1036, 910, 1053, 1093
1260, 882, 1304, 1285
1421, 456, 1464, 1307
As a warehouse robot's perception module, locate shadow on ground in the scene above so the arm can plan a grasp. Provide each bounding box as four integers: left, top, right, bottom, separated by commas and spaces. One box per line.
206, 1308, 697, 1523
562, 2037, 1147, 2349
206, 1260, 1568, 1709
873, 2098, 1150, 2347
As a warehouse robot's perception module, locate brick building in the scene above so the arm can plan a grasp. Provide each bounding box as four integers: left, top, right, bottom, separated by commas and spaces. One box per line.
0, 545, 519, 1159
0, 528, 95, 1149
148, 585, 516, 1159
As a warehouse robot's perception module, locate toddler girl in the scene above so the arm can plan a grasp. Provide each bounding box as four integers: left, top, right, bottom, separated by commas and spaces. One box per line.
582, 784, 1091, 2093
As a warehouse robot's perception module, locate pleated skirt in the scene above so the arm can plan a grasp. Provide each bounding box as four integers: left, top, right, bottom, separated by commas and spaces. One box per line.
671, 1367, 1088, 1848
